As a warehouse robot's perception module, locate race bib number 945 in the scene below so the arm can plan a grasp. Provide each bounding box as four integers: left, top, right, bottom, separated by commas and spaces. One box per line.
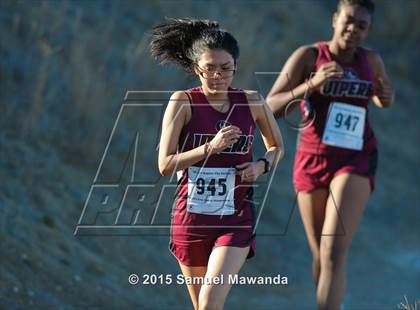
187, 167, 235, 215
322, 102, 366, 150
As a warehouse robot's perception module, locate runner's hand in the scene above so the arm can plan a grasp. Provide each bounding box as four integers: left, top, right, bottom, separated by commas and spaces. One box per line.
373, 77, 394, 103
309, 61, 344, 89
235, 161, 264, 182
209, 125, 241, 154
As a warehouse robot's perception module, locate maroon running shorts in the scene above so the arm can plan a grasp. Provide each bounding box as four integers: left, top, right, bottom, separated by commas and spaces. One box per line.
293, 148, 378, 193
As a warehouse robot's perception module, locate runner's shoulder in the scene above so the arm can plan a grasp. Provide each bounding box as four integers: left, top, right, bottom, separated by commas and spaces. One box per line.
169, 90, 189, 102
293, 43, 318, 62
289, 44, 319, 74
243, 90, 265, 117
362, 47, 382, 61
167, 91, 191, 115
244, 90, 262, 102
362, 47, 384, 72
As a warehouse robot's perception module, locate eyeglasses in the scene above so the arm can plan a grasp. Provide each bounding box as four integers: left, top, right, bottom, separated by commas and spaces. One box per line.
195, 64, 236, 79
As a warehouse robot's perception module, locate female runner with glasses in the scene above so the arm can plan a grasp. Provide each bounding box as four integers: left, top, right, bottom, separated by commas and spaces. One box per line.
150, 18, 284, 310
267, 0, 394, 309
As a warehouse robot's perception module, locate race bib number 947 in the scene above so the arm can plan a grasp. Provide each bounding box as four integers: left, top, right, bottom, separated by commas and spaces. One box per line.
322, 102, 366, 150
187, 167, 235, 215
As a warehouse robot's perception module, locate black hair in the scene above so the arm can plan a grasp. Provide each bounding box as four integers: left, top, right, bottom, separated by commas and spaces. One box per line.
337, 0, 375, 15
149, 18, 239, 73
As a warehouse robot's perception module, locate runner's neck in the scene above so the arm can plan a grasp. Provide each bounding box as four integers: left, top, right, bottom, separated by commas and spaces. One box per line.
201, 86, 230, 113
327, 40, 357, 64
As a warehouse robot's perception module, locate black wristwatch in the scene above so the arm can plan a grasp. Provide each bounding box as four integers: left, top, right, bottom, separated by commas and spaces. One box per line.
257, 157, 270, 174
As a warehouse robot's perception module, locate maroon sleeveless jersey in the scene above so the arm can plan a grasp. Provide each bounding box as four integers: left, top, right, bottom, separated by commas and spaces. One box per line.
172, 86, 256, 234
298, 41, 378, 154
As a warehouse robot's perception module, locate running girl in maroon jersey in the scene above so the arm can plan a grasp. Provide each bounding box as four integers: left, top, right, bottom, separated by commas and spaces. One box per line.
267, 1, 394, 309
150, 18, 284, 310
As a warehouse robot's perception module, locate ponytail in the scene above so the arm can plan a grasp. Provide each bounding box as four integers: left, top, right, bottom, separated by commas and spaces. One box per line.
149, 18, 239, 73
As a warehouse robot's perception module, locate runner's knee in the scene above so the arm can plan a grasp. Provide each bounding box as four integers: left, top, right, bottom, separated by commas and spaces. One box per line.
313, 252, 321, 268
320, 238, 348, 269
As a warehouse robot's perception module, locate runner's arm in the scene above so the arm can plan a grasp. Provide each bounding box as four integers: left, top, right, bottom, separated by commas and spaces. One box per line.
247, 91, 284, 175
158, 91, 208, 176
366, 50, 394, 108
266, 45, 317, 118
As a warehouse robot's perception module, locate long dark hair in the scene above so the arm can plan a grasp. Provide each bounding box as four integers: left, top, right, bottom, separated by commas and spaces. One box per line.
149, 18, 239, 73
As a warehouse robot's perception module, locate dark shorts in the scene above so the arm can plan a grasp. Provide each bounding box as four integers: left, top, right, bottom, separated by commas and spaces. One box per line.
293, 148, 378, 193
169, 228, 256, 267
169, 197, 256, 267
